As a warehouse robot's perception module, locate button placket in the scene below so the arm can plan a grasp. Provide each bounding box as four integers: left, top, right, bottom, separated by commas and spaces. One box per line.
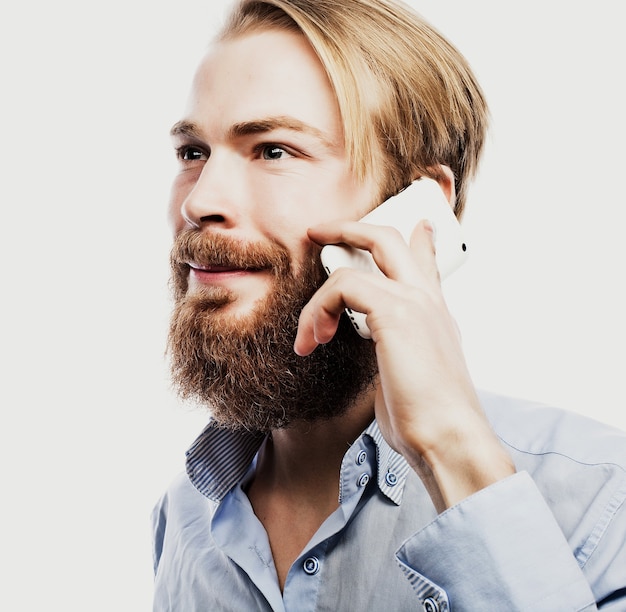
357, 473, 370, 487
339, 437, 375, 503
303, 556, 320, 576
422, 596, 440, 612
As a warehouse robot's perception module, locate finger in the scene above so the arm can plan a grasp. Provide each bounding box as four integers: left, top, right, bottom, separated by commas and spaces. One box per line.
294, 288, 342, 356
294, 269, 347, 356
293, 302, 321, 356
294, 267, 390, 355
409, 219, 440, 283
308, 221, 419, 284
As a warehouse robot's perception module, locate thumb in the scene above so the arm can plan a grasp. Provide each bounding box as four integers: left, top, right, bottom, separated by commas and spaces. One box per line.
409, 218, 440, 282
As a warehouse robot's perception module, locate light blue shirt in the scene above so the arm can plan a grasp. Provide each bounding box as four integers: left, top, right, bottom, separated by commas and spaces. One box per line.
152, 390, 626, 610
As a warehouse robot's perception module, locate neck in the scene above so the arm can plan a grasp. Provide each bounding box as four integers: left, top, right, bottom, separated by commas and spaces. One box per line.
272, 391, 373, 483
248, 387, 375, 507
245, 388, 375, 591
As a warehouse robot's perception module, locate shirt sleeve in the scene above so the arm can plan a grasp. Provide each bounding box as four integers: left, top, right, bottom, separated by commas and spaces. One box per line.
395, 471, 607, 611
151, 491, 168, 576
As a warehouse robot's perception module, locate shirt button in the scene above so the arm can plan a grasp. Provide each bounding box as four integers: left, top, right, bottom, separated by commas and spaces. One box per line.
423, 596, 440, 612
385, 471, 398, 486
356, 450, 367, 465
357, 473, 370, 487
303, 556, 320, 575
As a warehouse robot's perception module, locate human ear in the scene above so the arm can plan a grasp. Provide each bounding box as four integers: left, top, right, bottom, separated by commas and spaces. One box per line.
413, 165, 456, 210
429, 164, 456, 209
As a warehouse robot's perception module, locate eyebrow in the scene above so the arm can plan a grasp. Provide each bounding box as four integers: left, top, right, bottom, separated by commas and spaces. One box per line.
170, 116, 337, 150
169, 120, 203, 139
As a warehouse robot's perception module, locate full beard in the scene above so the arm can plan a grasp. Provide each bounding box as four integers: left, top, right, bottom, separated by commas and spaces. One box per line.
167, 230, 378, 432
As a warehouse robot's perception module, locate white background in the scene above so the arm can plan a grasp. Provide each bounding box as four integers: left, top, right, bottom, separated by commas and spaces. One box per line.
1, 1, 624, 609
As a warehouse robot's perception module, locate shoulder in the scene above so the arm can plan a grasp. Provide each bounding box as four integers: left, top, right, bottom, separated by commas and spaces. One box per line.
153, 471, 217, 523
477, 390, 626, 597
478, 388, 626, 469
152, 471, 219, 574
152, 471, 218, 551
478, 389, 626, 558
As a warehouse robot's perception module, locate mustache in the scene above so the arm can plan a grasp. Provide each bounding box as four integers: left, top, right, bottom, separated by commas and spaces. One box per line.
170, 229, 292, 273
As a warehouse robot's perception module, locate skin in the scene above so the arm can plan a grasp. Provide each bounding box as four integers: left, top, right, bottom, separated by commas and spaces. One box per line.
169, 27, 515, 591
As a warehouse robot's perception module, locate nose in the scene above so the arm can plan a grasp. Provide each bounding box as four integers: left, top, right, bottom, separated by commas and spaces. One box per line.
177, 154, 241, 230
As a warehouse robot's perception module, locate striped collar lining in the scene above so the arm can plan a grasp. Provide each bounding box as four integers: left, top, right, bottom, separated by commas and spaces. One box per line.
186, 419, 410, 505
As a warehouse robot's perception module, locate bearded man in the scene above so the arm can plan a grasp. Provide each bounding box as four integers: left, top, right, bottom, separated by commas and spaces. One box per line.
153, 1, 626, 610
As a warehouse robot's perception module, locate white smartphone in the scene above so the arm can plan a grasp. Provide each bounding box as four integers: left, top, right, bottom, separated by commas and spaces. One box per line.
320, 177, 468, 339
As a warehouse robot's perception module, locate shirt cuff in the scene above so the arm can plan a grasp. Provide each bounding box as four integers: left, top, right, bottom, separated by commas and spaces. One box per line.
396, 471, 596, 611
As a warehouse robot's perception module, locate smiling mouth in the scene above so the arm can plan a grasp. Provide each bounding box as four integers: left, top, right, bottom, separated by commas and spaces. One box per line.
188, 262, 264, 274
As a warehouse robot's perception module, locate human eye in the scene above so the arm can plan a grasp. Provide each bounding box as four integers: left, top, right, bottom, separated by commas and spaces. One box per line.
256, 144, 294, 161
175, 145, 209, 162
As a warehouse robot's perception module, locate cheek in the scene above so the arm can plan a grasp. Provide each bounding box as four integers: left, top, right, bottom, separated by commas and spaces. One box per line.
254, 213, 315, 276
283, 232, 323, 280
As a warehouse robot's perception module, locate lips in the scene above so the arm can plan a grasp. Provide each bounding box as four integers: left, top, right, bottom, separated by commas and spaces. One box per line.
186, 262, 268, 288
189, 262, 244, 273
170, 230, 292, 292
188, 262, 262, 274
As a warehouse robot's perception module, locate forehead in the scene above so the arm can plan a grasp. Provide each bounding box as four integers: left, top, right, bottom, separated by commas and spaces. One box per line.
184, 28, 342, 140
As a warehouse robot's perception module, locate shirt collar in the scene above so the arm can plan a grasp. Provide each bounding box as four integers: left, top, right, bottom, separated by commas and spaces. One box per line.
186, 419, 410, 506
364, 420, 411, 505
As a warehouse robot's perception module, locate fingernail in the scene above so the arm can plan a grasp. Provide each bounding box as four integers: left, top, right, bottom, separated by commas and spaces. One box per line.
424, 219, 437, 243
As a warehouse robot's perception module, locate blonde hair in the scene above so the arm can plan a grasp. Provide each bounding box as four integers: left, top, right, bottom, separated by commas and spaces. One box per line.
218, 0, 488, 217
